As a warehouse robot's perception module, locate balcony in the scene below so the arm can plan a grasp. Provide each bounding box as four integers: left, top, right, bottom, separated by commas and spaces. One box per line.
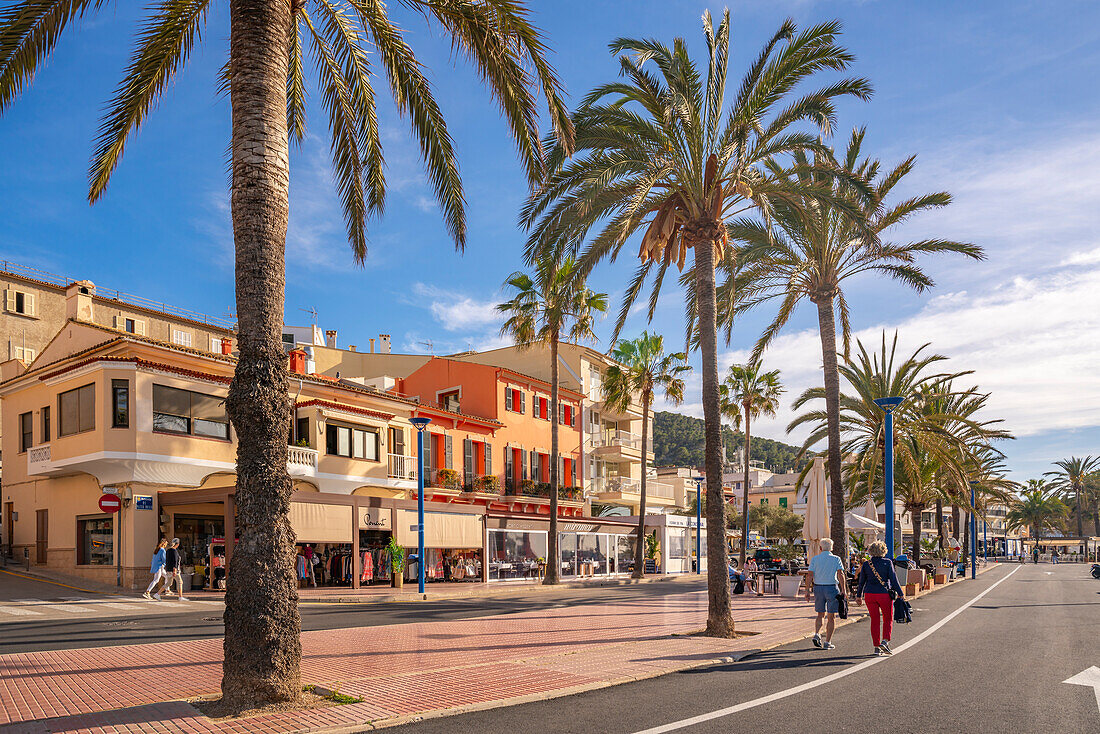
27, 445, 52, 476
287, 445, 319, 478
590, 430, 651, 462
387, 453, 416, 481
591, 475, 675, 506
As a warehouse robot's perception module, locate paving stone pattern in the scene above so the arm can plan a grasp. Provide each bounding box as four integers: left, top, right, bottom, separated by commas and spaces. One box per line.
0, 590, 840, 733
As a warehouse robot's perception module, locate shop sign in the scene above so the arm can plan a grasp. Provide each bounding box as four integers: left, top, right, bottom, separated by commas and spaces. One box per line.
101, 486, 120, 495
359, 507, 392, 531
559, 522, 599, 533
135, 495, 153, 510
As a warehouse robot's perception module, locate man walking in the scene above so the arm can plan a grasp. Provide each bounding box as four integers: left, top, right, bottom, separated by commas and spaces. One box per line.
805, 538, 846, 650
163, 538, 188, 601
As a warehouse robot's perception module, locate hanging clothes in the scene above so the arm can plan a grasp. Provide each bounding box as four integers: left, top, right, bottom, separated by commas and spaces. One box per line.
296, 554, 307, 581
361, 551, 374, 583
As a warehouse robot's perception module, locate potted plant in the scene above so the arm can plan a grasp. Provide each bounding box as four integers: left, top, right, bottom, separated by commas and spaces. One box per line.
387, 537, 406, 589
773, 544, 804, 598
473, 474, 501, 493
436, 468, 461, 490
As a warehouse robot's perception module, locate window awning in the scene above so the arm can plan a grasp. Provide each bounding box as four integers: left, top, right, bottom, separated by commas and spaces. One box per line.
290, 502, 352, 543
395, 509, 482, 549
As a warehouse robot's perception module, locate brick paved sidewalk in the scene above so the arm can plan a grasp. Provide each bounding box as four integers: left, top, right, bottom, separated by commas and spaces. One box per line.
0, 588, 839, 734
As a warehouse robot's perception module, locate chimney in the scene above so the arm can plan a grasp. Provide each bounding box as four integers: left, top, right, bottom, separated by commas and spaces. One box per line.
369, 338, 375, 353
325, 329, 337, 348
289, 348, 307, 375
220, 339, 233, 356
379, 334, 391, 354
64, 280, 96, 322
349, 345, 357, 352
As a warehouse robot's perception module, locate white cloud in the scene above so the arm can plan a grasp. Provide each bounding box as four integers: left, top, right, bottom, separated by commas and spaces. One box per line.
730, 249, 1100, 446
413, 282, 501, 332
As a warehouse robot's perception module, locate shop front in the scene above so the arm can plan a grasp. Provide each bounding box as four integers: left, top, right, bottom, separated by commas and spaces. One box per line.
159, 487, 488, 589
486, 514, 638, 580
622, 514, 707, 574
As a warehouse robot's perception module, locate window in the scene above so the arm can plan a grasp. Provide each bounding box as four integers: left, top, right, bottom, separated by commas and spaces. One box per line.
559, 403, 575, 426
296, 417, 309, 445
112, 380, 129, 428
58, 383, 96, 436
210, 337, 224, 354
760, 497, 768, 505
41, 406, 50, 443
282, 333, 296, 351
439, 389, 460, 412
326, 423, 379, 460
171, 330, 192, 347
116, 316, 146, 335
5, 289, 35, 316
504, 387, 525, 413
19, 412, 32, 452
152, 384, 229, 439
77, 516, 113, 565
533, 395, 550, 420
779, 497, 787, 508
12, 345, 35, 363
488, 529, 547, 580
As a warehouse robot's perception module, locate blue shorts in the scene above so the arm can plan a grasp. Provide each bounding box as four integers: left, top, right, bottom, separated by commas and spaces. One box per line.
814, 584, 840, 614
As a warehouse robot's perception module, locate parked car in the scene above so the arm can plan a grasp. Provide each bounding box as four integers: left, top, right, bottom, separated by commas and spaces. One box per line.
751, 548, 784, 572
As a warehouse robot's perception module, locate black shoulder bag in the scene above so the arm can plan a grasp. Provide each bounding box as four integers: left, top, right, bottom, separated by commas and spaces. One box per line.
869, 559, 898, 601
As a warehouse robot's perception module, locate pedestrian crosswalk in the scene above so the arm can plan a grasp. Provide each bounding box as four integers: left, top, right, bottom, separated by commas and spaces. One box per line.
0, 595, 222, 619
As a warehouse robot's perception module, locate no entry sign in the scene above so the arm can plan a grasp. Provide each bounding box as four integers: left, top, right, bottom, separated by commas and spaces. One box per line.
98, 493, 122, 513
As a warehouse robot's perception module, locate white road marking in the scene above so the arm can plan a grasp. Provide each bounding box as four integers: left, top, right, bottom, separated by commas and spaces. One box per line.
62, 597, 142, 611
1064, 666, 1100, 714
0, 605, 43, 616
633, 565, 1022, 734
13, 598, 95, 614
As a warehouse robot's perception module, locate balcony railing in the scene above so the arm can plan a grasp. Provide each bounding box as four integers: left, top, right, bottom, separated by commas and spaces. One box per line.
387, 453, 416, 480
592, 430, 642, 450
591, 475, 673, 499
287, 445, 318, 472
27, 444, 51, 474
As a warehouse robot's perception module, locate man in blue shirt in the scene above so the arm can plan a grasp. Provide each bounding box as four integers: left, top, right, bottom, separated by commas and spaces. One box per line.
805, 538, 846, 650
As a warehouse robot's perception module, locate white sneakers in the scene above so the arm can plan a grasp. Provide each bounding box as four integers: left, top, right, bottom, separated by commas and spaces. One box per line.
142, 592, 152, 600
812, 633, 822, 648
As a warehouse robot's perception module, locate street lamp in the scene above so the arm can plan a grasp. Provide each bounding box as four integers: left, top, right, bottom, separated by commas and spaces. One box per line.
693, 476, 704, 575
873, 397, 904, 558
410, 416, 432, 594
969, 482, 979, 577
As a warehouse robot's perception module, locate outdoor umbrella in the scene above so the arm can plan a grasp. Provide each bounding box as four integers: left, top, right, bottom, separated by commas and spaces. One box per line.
802, 456, 829, 559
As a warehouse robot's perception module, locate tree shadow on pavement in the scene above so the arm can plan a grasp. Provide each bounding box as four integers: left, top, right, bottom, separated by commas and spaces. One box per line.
679, 648, 865, 675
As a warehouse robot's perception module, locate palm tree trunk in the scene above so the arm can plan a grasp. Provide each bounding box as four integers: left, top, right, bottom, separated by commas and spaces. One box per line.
935, 498, 945, 550
963, 512, 970, 566
544, 330, 560, 585
740, 411, 751, 567
1093, 509, 1099, 536
695, 236, 733, 637
911, 505, 923, 565
1075, 483, 1084, 538
952, 504, 961, 540
633, 391, 650, 579
815, 297, 847, 561
221, 0, 300, 709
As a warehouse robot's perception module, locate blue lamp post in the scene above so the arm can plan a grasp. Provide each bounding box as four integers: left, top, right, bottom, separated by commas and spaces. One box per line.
969, 480, 978, 580
873, 397, 904, 557
693, 476, 704, 575
410, 416, 432, 594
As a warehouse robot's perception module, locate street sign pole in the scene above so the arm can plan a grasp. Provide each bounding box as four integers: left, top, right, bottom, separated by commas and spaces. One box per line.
873, 397, 903, 558
970, 481, 978, 580
694, 477, 703, 575
411, 417, 431, 594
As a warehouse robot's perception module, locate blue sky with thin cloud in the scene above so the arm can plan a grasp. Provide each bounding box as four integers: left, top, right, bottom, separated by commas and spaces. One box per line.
2, 1, 1098, 480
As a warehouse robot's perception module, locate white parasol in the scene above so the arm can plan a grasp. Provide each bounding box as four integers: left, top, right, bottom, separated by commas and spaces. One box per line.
802, 456, 829, 559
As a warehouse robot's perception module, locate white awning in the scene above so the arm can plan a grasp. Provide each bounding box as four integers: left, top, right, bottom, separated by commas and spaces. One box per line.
395, 509, 482, 549
290, 502, 352, 543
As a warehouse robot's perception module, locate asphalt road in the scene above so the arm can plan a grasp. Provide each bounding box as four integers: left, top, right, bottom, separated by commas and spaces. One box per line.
387, 562, 1100, 734
0, 571, 705, 654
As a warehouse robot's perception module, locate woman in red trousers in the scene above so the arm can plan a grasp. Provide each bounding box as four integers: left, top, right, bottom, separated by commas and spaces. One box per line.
856, 541, 906, 656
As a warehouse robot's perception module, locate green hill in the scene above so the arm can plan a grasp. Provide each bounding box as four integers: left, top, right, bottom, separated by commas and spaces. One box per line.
652, 410, 805, 472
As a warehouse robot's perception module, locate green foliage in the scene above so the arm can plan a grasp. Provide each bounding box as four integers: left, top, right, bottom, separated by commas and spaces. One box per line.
747, 504, 803, 543
386, 537, 405, 574
435, 468, 461, 489
645, 532, 660, 560
472, 475, 501, 493
652, 411, 803, 472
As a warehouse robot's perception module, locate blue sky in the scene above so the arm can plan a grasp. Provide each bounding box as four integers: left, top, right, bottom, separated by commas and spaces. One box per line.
3, 1, 1099, 481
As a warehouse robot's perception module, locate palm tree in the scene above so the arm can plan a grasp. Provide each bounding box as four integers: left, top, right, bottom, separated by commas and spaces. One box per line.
1045, 456, 1099, 538
721, 361, 783, 565
718, 379, 743, 471
498, 257, 607, 584
522, 10, 871, 638
1007, 486, 1069, 548
603, 332, 689, 578
1, 0, 572, 708
729, 129, 983, 560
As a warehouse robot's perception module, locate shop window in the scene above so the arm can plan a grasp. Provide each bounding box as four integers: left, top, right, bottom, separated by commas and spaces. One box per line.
19, 411, 32, 452
40, 406, 50, 443
58, 383, 96, 437
77, 516, 113, 565
326, 423, 379, 461
488, 529, 547, 580
153, 384, 229, 439
112, 379, 129, 428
